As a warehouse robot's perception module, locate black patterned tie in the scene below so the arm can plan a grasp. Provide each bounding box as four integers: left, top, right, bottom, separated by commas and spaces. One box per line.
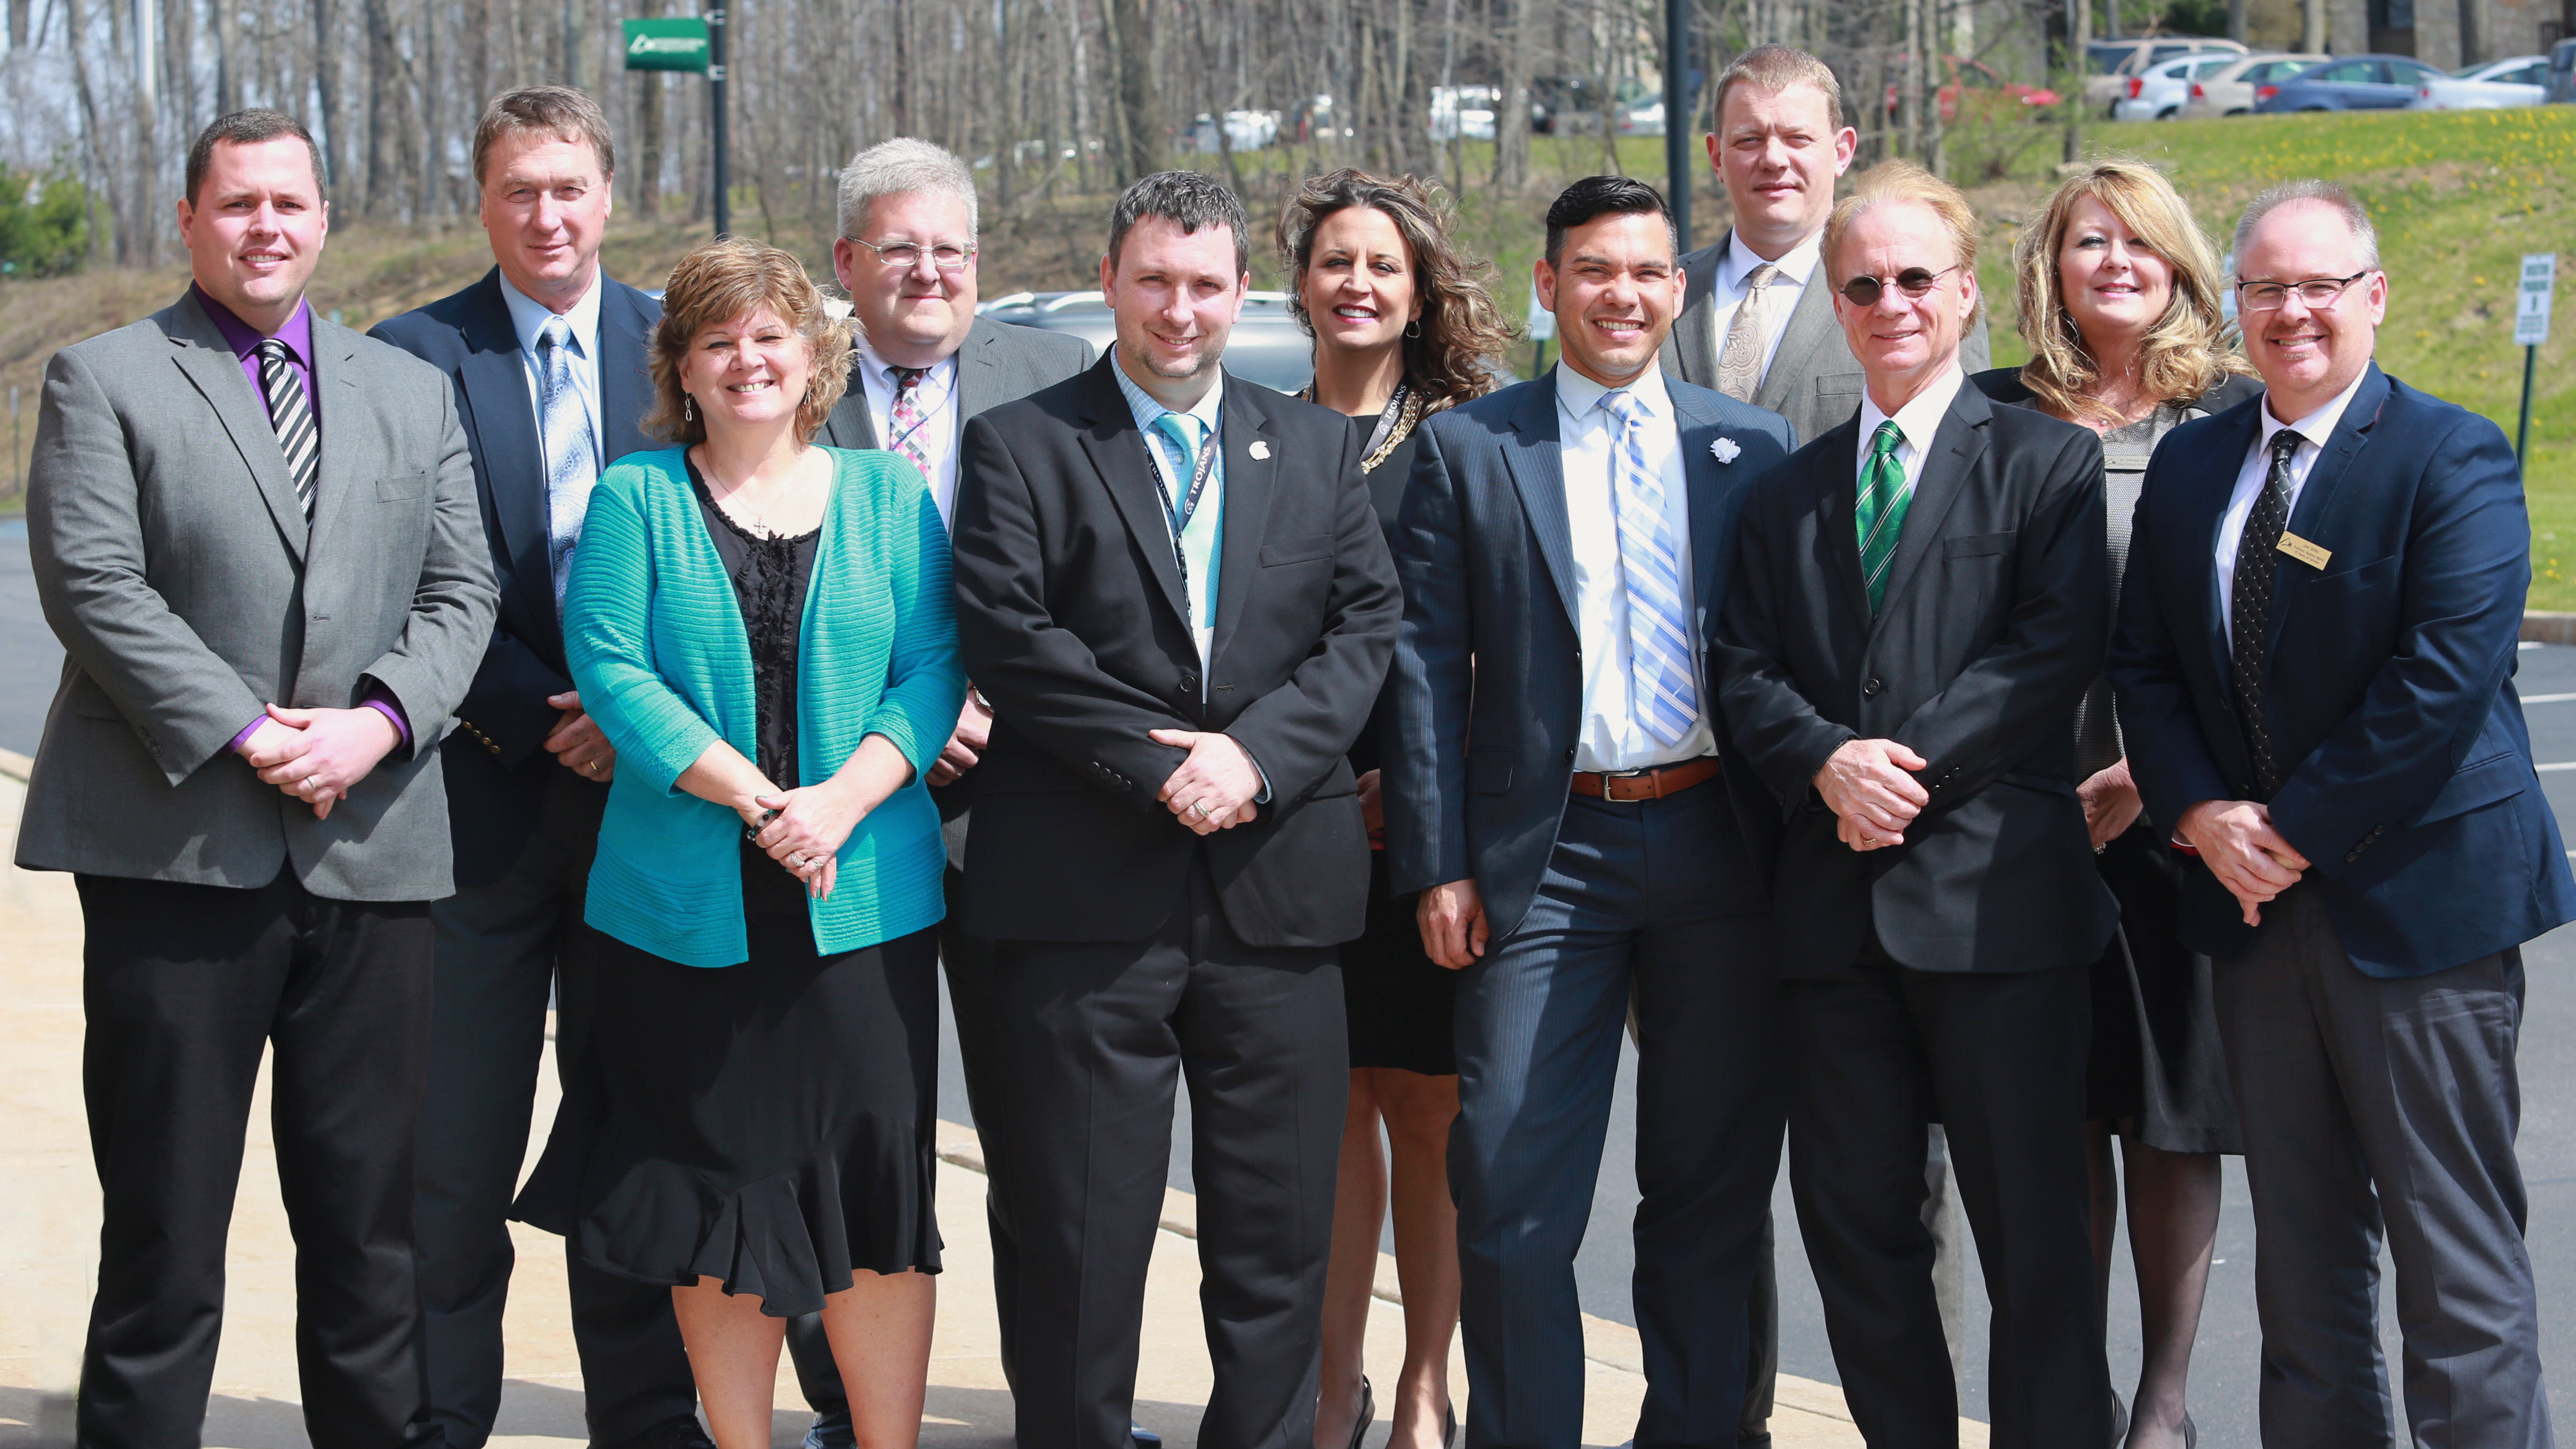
2231, 429, 2303, 797
256, 337, 319, 519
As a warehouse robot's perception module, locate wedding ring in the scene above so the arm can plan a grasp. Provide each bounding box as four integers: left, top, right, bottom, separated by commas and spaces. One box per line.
1192, 800, 1212, 818
789, 852, 807, 869
586, 758, 602, 774
304, 774, 321, 791
1862, 834, 1878, 846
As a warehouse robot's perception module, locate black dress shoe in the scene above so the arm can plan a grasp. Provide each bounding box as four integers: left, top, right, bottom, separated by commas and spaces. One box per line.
618, 1416, 717, 1449
1132, 1424, 1162, 1449
804, 1409, 858, 1449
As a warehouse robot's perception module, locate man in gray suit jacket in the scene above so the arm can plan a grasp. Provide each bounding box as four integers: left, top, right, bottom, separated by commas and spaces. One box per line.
19, 110, 494, 1449
779, 136, 1091, 1436
1659, 46, 1987, 444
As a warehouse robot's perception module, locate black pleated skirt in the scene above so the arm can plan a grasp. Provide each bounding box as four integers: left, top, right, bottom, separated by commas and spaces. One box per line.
514, 846, 943, 1315
2086, 824, 2244, 1155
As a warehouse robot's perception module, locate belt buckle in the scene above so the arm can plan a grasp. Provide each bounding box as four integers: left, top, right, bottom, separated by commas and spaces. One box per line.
1603, 766, 1647, 801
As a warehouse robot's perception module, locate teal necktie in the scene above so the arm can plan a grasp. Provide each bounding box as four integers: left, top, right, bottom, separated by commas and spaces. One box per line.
1856, 421, 1911, 613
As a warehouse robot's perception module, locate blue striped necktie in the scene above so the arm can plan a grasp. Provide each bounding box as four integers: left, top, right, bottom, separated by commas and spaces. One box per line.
1599, 390, 1698, 747
537, 315, 599, 607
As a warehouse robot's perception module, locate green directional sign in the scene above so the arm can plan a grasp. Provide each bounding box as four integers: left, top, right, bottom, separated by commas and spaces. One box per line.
623, 17, 709, 72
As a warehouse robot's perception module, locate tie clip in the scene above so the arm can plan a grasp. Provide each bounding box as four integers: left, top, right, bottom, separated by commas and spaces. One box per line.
2275, 532, 2331, 571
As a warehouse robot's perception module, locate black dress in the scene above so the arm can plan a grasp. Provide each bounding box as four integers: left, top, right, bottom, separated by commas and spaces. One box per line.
513, 461, 944, 1315
1335, 405, 1458, 1076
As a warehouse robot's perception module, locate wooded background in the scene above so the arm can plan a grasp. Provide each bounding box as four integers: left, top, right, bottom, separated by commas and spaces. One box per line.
0, 0, 2094, 277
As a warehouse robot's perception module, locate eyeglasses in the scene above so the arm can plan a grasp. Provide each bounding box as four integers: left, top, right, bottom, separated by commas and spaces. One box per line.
1838, 264, 1960, 308
846, 237, 977, 272
2235, 271, 2371, 312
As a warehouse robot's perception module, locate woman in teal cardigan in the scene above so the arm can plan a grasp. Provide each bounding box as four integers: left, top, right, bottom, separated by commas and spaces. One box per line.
513, 239, 963, 1449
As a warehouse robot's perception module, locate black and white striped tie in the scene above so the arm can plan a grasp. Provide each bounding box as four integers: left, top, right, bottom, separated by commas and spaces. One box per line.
256, 337, 319, 519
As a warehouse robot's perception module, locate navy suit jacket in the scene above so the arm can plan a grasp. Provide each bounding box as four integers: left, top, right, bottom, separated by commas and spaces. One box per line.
2110, 364, 2576, 976
370, 269, 661, 884
1383, 372, 1795, 938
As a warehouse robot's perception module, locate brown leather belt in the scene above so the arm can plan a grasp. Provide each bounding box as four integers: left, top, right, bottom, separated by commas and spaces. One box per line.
1569, 755, 1721, 801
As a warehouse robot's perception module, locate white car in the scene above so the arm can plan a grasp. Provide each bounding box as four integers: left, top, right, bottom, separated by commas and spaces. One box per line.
2411, 54, 2549, 109
1430, 86, 1500, 141
2084, 36, 2247, 112
2178, 52, 2328, 117
2112, 53, 2244, 120
1616, 94, 1666, 138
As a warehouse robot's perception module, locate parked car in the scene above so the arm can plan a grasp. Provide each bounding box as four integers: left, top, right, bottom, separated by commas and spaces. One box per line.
2257, 52, 2447, 109
2084, 36, 2248, 111
2412, 54, 2550, 108
975, 290, 1315, 392
1530, 76, 1608, 135
1180, 111, 1281, 153
1883, 53, 2062, 122
2549, 37, 2576, 102
2112, 52, 2248, 119
1430, 85, 1499, 141
2178, 52, 2328, 117
1616, 93, 1666, 137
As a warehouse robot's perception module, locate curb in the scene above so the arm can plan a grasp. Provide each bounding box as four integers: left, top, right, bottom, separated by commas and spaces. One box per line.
2527, 612, 2576, 647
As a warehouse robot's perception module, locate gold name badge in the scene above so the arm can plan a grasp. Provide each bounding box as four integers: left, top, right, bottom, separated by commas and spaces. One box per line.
2276, 531, 2332, 570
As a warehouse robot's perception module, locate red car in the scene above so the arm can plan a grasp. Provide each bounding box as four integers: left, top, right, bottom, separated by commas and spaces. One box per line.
1884, 54, 2063, 122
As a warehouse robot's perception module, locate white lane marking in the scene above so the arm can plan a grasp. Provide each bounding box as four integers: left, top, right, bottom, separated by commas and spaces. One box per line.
2539, 762, 2576, 772
2522, 692, 2576, 704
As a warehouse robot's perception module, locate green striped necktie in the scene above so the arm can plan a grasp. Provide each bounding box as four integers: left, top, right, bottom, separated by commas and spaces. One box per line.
1856, 420, 1911, 613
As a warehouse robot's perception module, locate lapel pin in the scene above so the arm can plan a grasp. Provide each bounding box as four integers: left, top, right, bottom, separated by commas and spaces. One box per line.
1248, 439, 1272, 460
1710, 437, 1742, 464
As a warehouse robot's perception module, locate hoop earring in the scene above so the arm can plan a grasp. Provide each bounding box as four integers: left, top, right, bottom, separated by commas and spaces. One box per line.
1405, 318, 1423, 340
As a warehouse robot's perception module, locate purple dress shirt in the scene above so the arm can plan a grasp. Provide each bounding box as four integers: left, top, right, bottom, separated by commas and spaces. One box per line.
197, 285, 414, 759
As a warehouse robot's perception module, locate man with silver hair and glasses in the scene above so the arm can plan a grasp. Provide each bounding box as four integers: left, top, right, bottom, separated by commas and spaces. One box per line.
2113, 180, 2571, 1448
783, 134, 1091, 1447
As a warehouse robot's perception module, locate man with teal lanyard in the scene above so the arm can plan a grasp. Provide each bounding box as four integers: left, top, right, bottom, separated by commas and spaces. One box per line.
948, 170, 1401, 1449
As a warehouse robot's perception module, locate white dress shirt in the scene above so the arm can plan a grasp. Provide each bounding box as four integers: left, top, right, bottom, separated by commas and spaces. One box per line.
498, 270, 604, 459
852, 329, 964, 525
1110, 352, 1227, 673
1553, 362, 1714, 771
1706, 230, 1824, 384
1854, 360, 1965, 495
2214, 367, 2370, 636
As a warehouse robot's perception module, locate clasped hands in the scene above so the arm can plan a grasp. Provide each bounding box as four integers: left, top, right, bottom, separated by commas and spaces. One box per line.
236, 703, 400, 818
740, 775, 868, 901
1815, 737, 1929, 852
2177, 798, 2309, 926
1150, 728, 1261, 836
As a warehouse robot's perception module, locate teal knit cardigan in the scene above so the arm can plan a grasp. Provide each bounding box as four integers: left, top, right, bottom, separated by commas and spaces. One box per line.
563, 445, 964, 968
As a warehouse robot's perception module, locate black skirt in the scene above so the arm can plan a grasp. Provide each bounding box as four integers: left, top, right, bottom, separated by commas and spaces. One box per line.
2085, 824, 2244, 1155
1341, 851, 1459, 1076
513, 846, 944, 1315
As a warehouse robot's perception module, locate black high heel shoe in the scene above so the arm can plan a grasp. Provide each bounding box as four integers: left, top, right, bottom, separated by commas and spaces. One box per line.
1346, 1377, 1376, 1449
1442, 1406, 1458, 1449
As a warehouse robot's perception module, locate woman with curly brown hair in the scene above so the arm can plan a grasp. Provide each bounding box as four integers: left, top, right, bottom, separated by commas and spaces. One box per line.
1972, 159, 2257, 1449
1278, 168, 1512, 1449
513, 238, 963, 1449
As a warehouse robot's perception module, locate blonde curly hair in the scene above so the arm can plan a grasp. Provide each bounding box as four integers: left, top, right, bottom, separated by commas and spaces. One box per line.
2011, 160, 2248, 426
646, 238, 852, 446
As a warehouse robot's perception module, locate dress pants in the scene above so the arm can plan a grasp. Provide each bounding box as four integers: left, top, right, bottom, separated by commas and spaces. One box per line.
993, 854, 1347, 1449
417, 770, 757, 1448
74, 869, 442, 1449
1780, 949, 2109, 1449
2216, 887, 2550, 1449
787, 862, 1002, 1418
1451, 783, 1781, 1449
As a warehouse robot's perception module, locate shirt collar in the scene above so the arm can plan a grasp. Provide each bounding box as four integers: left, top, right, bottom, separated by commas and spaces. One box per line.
1553, 358, 1674, 424
193, 282, 314, 365
498, 267, 604, 361
1112, 348, 1226, 438
2257, 365, 2370, 456
854, 327, 958, 387
1720, 227, 1823, 291
1858, 360, 1966, 456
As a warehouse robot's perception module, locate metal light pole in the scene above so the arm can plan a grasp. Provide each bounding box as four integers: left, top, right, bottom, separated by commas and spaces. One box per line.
1666, 0, 1693, 255
709, 3, 729, 238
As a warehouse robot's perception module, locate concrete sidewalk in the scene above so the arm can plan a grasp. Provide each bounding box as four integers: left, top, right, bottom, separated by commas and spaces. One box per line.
0, 755, 1958, 1448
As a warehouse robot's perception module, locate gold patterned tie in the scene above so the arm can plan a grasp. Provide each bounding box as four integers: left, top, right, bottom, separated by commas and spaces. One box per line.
1714, 263, 1779, 404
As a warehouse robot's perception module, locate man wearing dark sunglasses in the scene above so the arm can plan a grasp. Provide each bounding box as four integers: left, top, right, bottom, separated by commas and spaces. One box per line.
2113, 180, 2567, 1448
1712, 160, 2119, 1447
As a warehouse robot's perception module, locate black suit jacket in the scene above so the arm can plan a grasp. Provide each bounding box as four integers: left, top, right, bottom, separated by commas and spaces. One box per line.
369, 269, 660, 883
1382, 373, 1796, 936
1714, 377, 2118, 976
949, 358, 1403, 946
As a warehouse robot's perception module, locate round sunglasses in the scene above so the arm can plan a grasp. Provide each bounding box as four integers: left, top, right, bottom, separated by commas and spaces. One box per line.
1838, 264, 1960, 308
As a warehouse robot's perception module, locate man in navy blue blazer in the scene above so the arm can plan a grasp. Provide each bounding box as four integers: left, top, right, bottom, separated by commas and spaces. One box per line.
1384, 176, 1794, 1447
372, 87, 740, 1449
2111, 180, 2574, 1449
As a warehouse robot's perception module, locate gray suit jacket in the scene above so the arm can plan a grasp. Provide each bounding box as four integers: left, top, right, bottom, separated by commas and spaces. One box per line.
818, 314, 1095, 450
17, 290, 499, 901
1659, 227, 1990, 446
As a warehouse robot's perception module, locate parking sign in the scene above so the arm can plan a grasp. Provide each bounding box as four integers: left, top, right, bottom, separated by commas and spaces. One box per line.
2518, 255, 2556, 348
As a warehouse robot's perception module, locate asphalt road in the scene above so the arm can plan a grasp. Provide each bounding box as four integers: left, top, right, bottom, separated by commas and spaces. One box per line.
6, 518, 2572, 1442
